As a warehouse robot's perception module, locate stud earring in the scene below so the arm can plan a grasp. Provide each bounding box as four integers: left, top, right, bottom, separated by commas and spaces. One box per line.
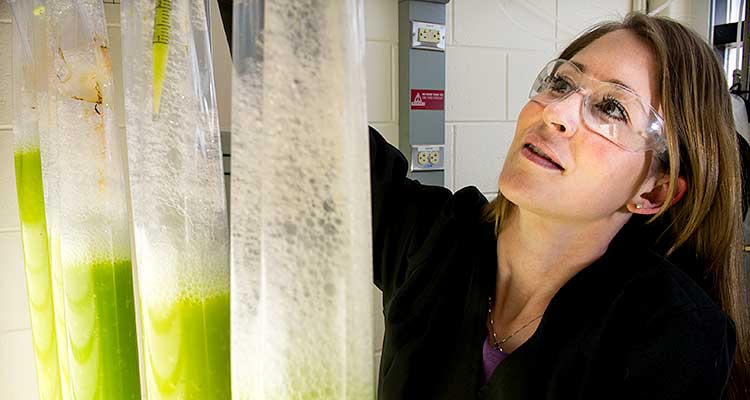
635, 203, 644, 209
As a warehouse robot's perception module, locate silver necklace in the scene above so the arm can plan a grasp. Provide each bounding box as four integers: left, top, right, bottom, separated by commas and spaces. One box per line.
487, 297, 543, 353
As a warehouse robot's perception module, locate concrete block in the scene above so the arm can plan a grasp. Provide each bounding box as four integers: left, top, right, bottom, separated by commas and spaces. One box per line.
444, 123, 454, 191
445, 1, 453, 45
369, 122, 398, 148
557, 0, 630, 45
0, 23, 12, 126
366, 40, 393, 122
453, 0, 555, 51
391, 44, 398, 124
446, 46, 507, 122
364, 0, 398, 42
507, 50, 554, 121
454, 122, 516, 193
372, 284, 384, 352
0, 231, 30, 333
0, 131, 20, 230
0, 329, 39, 400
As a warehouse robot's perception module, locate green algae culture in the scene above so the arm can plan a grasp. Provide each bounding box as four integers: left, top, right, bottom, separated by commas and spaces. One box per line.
120, 0, 231, 398
48, 231, 72, 399
45, 0, 141, 396
142, 291, 230, 399
63, 258, 140, 400
14, 149, 63, 400
10, 0, 69, 397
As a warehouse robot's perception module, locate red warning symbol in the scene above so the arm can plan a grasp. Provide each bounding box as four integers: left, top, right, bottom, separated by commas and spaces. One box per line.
410, 89, 444, 110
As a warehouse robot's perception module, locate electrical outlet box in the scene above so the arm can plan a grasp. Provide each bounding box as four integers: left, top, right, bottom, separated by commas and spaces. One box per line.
411, 21, 445, 51
400, 0, 448, 186
411, 145, 445, 171
418, 27, 441, 44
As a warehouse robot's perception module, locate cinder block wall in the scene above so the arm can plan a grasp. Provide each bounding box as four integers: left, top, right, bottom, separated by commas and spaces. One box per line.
444, 0, 630, 198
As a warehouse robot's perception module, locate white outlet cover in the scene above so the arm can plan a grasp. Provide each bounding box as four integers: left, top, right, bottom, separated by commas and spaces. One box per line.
411, 20, 446, 52
411, 144, 445, 171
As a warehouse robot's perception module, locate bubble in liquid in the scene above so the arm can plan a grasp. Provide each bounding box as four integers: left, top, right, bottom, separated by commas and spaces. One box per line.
120, 0, 230, 398
230, 0, 374, 398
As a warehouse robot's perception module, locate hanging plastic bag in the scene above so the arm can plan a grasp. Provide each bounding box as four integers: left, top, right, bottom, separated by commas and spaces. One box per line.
8, 1, 65, 397
230, 0, 374, 398
120, 0, 230, 397
46, 1, 141, 398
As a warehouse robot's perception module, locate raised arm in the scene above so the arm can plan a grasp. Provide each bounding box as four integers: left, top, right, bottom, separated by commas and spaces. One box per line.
368, 126, 451, 300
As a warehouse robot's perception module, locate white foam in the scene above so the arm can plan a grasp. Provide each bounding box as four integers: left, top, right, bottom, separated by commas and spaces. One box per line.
47, 0, 132, 281
230, 0, 373, 397
120, 0, 229, 305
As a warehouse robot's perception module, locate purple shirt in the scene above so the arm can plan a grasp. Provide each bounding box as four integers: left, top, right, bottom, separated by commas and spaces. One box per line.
481, 335, 509, 385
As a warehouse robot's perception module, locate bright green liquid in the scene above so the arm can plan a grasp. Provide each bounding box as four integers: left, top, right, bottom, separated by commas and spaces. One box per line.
143, 292, 230, 399
14, 149, 62, 400
48, 233, 72, 400
49, 233, 72, 399
64, 259, 141, 400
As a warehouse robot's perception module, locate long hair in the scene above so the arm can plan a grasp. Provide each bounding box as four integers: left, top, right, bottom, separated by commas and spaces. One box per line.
483, 13, 749, 398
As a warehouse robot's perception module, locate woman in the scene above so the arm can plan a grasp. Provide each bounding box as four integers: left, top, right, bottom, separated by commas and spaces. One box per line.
370, 12, 748, 399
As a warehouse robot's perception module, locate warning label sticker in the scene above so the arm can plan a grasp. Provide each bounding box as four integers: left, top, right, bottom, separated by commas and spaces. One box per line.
410, 89, 444, 110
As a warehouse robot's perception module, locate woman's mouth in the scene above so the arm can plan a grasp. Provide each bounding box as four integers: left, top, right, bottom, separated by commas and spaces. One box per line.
521, 144, 564, 171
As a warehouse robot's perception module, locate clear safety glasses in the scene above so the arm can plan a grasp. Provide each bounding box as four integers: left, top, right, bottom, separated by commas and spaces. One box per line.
529, 59, 667, 155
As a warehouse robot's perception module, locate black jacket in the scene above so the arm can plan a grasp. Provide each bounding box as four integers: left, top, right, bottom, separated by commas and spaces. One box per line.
369, 126, 736, 399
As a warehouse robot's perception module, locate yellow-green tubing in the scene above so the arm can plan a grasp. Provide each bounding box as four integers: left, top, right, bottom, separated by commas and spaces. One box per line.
152, 0, 171, 116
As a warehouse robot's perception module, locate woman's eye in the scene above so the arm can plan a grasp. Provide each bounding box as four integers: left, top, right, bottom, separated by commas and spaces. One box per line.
595, 96, 630, 123
544, 75, 573, 94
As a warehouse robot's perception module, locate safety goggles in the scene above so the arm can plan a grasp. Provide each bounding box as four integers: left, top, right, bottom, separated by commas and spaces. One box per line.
529, 59, 667, 155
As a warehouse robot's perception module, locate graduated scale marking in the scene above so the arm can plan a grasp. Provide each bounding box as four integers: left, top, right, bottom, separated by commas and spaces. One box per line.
153, 0, 172, 116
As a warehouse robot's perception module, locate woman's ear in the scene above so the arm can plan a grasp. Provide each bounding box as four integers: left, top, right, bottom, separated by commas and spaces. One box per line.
627, 175, 688, 215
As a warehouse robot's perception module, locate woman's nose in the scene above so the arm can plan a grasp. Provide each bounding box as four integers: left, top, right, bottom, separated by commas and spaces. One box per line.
540, 92, 582, 138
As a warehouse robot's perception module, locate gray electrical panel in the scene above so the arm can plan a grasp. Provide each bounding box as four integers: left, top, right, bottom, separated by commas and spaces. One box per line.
399, 0, 450, 187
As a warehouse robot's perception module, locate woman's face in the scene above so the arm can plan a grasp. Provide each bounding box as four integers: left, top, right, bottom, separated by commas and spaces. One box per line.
498, 29, 662, 223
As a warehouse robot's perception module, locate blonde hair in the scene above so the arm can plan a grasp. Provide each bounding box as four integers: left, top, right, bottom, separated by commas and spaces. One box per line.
483, 13, 749, 398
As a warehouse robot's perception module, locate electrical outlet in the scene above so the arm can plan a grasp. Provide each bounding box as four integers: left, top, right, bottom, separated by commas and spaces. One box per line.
411, 21, 446, 51
411, 145, 445, 171
418, 27, 441, 44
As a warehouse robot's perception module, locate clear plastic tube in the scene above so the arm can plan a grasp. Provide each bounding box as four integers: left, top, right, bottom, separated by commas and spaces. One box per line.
46, 1, 141, 398
120, 0, 230, 398
230, 0, 374, 398
8, 1, 65, 398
